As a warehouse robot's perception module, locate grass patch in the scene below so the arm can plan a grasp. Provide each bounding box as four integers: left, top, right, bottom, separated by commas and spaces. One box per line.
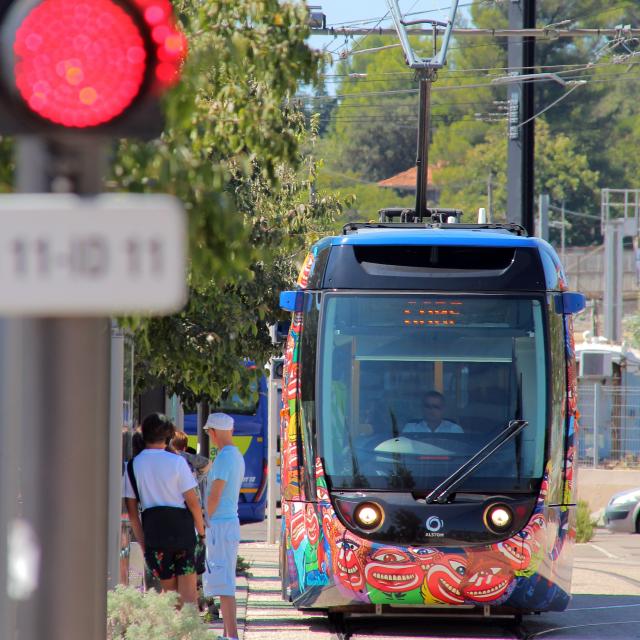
576, 499, 595, 543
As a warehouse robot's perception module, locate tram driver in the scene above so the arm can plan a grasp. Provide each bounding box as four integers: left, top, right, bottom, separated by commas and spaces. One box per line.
402, 390, 463, 435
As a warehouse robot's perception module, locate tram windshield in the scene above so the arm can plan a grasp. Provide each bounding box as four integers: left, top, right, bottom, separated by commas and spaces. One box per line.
318, 293, 547, 494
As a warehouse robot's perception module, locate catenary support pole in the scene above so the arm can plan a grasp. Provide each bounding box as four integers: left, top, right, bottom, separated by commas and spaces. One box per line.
506, 0, 535, 234
1, 136, 112, 640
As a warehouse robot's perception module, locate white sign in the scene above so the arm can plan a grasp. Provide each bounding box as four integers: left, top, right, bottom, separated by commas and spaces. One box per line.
0, 194, 187, 315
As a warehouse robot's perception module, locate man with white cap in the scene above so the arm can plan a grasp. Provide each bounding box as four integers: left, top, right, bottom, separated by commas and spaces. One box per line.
203, 412, 245, 640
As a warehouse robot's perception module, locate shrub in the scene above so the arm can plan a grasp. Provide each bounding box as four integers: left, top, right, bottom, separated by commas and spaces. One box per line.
107, 586, 209, 640
576, 499, 595, 543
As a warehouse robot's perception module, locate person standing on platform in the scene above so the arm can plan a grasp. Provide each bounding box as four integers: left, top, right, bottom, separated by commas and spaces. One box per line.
203, 412, 245, 640
124, 413, 206, 606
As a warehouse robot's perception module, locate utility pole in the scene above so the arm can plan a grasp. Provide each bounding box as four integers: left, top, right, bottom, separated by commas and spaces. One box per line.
487, 172, 494, 222
561, 200, 566, 263
507, 0, 536, 235
538, 193, 549, 241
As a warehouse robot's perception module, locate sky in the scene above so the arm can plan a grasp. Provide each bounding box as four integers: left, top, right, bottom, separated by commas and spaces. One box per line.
303, 1, 469, 74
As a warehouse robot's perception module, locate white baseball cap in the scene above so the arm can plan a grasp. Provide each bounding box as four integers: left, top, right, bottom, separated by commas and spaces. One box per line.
204, 412, 234, 431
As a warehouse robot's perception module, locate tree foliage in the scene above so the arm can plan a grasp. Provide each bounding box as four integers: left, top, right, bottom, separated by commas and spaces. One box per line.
134, 124, 345, 403
123, 2, 346, 402
434, 120, 598, 228
116, 1, 336, 402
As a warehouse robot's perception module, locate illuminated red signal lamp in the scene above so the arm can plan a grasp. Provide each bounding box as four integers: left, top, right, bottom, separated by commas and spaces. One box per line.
0, 0, 187, 136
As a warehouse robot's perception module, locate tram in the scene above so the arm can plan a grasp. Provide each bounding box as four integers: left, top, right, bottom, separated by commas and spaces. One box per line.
278, 210, 585, 619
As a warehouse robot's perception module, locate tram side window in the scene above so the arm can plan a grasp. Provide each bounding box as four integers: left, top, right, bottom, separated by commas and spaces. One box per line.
546, 299, 567, 504
299, 293, 320, 493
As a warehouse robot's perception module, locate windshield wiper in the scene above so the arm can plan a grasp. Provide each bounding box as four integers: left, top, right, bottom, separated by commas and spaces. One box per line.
424, 419, 528, 504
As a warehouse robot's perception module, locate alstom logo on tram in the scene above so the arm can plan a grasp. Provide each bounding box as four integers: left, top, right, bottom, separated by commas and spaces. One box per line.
278, 213, 585, 620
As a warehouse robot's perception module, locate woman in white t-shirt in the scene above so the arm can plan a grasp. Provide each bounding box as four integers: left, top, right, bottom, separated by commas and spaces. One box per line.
124, 413, 206, 606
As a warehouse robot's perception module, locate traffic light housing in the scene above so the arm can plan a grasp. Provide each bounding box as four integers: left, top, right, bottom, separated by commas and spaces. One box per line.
0, 0, 186, 137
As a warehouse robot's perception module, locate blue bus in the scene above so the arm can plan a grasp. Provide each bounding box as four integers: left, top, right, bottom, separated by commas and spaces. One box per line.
184, 375, 270, 524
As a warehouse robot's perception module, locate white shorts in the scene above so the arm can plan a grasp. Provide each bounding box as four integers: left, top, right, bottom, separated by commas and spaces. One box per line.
203, 519, 240, 597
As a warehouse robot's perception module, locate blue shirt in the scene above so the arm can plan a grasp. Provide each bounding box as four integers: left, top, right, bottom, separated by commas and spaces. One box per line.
208, 445, 245, 522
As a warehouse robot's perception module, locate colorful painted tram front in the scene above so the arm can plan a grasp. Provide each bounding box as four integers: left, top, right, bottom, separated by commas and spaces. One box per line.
278, 221, 585, 618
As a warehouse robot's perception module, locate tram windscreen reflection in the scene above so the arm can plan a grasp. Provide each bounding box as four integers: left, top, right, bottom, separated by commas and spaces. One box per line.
319, 294, 546, 493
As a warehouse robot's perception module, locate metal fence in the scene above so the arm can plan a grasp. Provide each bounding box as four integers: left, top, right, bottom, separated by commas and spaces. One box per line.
577, 384, 640, 468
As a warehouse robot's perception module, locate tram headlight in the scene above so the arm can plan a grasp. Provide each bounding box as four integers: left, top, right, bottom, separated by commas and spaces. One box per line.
484, 503, 514, 533
354, 502, 384, 530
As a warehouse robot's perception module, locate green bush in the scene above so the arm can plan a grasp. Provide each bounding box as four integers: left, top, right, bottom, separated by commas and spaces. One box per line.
107, 586, 208, 640
576, 499, 595, 543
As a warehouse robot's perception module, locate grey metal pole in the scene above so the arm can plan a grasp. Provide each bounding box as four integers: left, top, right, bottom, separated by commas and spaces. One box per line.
266, 368, 280, 545
603, 219, 623, 342
593, 383, 598, 468
4, 136, 112, 640
561, 201, 566, 264
0, 320, 28, 640
506, 0, 535, 234
109, 326, 125, 589
538, 194, 549, 240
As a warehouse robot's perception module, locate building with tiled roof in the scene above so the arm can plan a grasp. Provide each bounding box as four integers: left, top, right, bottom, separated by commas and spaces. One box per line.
377, 165, 440, 203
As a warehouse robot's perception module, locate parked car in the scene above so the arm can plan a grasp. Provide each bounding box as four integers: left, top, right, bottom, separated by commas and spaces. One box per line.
604, 487, 640, 533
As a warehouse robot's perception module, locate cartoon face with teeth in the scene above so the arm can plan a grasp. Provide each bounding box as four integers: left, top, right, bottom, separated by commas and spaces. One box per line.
422, 554, 467, 605
492, 537, 528, 570
409, 547, 442, 573
364, 547, 425, 593
461, 553, 515, 603
334, 531, 367, 593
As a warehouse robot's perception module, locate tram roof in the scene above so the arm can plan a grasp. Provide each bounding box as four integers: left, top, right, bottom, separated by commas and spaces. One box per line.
305, 227, 567, 292
330, 228, 542, 248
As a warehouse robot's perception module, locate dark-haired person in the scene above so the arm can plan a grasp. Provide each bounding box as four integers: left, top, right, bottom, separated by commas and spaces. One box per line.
402, 390, 463, 435
124, 413, 206, 606
171, 430, 211, 482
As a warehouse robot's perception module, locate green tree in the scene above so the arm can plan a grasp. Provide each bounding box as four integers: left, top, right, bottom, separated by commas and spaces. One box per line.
434, 119, 598, 227
134, 124, 345, 402
120, 0, 345, 402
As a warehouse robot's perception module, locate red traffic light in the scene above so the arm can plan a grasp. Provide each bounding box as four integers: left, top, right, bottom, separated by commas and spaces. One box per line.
2, 0, 186, 130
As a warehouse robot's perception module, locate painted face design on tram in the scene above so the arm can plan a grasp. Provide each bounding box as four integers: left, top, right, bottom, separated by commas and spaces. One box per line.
409, 547, 442, 573
334, 531, 366, 591
290, 504, 306, 550
424, 554, 467, 605
492, 537, 528, 570
315, 460, 330, 503
364, 547, 424, 593
461, 554, 514, 603
305, 503, 320, 546
520, 512, 546, 558
286, 363, 299, 400
297, 252, 314, 287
